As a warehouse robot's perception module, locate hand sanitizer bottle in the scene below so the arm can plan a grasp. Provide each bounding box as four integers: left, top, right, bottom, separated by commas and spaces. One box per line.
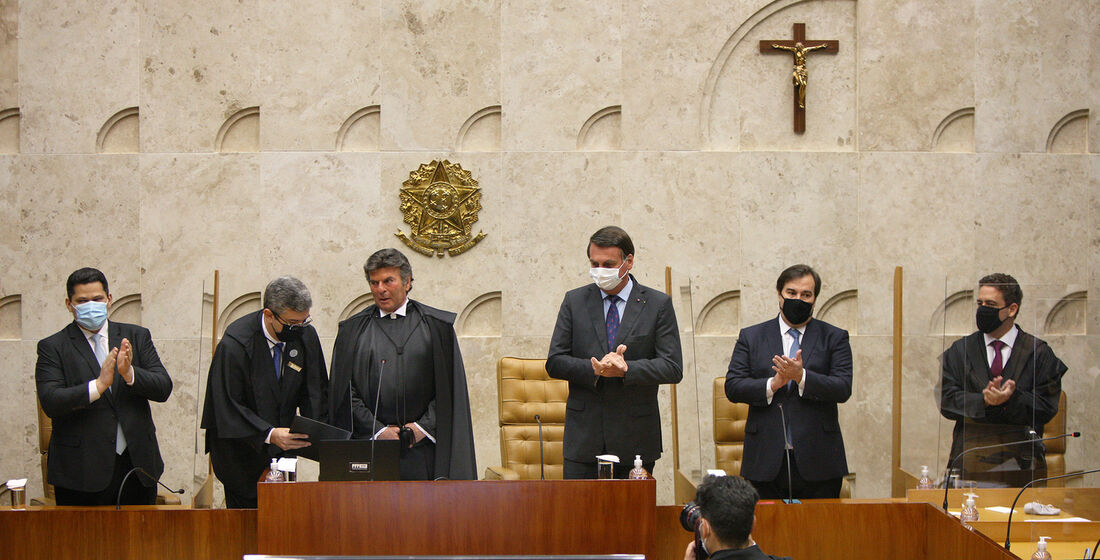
917, 465, 933, 489
628, 455, 649, 479
265, 458, 284, 482
1030, 536, 1052, 560
960, 493, 979, 523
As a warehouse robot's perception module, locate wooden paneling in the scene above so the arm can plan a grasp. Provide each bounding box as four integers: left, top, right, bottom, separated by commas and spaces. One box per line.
257, 479, 657, 559
0, 506, 256, 560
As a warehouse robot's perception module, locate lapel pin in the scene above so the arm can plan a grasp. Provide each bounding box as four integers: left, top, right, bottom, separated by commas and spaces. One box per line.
289, 349, 299, 358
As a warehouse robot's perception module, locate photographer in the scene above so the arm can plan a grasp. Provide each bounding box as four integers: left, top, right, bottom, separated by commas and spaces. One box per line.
683, 475, 792, 560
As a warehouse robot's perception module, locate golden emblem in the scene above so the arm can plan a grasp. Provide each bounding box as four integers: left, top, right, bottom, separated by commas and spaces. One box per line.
395, 160, 486, 257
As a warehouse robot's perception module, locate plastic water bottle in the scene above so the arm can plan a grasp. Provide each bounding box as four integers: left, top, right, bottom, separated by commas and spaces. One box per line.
628, 455, 649, 480
917, 465, 934, 490
265, 458, 285, 482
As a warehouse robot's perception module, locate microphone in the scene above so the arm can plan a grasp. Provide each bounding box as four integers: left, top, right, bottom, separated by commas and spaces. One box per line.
369, 359, 386, 481
115, 467, 184, 510
942, 431, 1080, 510
534, 414, 545, 480
1004, 467, 1100, 551
777, 403, 794, 504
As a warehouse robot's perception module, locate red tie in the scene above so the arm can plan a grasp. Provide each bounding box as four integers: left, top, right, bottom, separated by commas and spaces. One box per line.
990, 340, 1005, 378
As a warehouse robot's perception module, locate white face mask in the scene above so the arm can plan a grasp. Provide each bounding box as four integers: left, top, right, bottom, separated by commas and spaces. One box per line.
590, 265, 625, 291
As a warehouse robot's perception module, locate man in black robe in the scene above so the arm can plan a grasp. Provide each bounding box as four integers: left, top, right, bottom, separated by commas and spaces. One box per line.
939, 273, 1067, 487
201, 276, 328, 508
329, 248, 476, 480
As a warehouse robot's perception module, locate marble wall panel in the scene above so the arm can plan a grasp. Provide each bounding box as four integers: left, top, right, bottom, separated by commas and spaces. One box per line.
974, 0, 1093, 153
1091, 156, 1099, 337
141, 0, 262, 153
257, 1, 381, 152
379, 0, 500, 151
737, 152, 858, 321
857, 0, 975, 152
2, 341, 42, 501
973, 154, 1090, 283
16, 155, 142, 340
620, 0, 733, 150
0, 156, 20, 294
258, 152, 385, 341
148, 338, 203, 496
138, 154, 263, 339
708, 1, 856, 151
497, 152, 624, 336
845, 336, 892, 498
18, 0, 140, 154
501, 1, 621, 151
457, 335, 503, 482
0, 0, 16, 107
857, 153, 978, 337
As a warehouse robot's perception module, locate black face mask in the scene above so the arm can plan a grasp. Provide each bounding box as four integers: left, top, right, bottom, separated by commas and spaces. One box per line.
976, 305, 1007, 334
276, 324, 304, 343
781, 297, 814, 325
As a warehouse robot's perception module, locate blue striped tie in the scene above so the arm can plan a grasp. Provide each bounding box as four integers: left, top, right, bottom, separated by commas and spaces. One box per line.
605, 295, 620, 352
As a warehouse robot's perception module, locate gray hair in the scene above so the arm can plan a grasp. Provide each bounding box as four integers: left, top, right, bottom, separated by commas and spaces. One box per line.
263, 276, 312, 313
363, 248, 413, 283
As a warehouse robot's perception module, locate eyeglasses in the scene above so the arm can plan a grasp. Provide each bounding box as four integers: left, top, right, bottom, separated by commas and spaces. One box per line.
271, 309, 313, 328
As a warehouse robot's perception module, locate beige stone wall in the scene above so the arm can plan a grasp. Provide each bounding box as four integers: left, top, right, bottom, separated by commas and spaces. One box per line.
0, 0, 1096, 505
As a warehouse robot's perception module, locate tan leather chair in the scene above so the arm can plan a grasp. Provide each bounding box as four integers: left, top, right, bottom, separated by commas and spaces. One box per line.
484, 357, 568, 480
713, 377, 749, 476
1044, 391, 1068, 487
35, 391, 181, 505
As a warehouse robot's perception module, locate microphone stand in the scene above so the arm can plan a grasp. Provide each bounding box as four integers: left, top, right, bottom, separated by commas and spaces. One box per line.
115, 467, 185, 510
942, 431, 1080, 511
1004, 467, 1100, 551
778, 403, 794, 504
535, 414, 545, 480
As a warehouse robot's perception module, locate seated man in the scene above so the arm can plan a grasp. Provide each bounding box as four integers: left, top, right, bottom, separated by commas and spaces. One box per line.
684, 475, 792, 560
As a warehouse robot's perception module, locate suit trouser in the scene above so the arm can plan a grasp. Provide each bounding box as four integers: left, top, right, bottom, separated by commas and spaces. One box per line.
54, 450, 157, 506
747, 451, 842, 500
209, 437, 268, 509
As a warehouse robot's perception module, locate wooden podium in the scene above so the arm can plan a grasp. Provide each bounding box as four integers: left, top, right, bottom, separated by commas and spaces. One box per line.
257, 479, 657, 559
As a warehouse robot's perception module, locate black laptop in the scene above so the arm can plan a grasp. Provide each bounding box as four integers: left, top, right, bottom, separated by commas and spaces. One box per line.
318, 439, 402, 481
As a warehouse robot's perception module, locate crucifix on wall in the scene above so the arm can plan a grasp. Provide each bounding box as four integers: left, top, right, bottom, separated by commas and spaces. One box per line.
760, 23, 839, 133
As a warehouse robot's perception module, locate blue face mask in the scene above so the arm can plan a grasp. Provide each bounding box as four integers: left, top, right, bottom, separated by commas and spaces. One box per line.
73, 301, 108, 331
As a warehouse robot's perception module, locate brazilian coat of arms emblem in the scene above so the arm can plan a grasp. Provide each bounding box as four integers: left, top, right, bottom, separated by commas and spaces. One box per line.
395, 160, 486, 257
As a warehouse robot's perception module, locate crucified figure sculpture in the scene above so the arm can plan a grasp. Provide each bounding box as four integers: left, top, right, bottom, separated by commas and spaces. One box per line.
771, 41, 830, 109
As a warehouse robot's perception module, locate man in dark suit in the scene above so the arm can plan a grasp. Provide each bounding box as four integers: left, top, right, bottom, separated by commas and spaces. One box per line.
939, 273, 1066, 486
35, 267, 173, 506
725, 264, 852, 499
547, 226, 683, 479
202, 276, 328, 508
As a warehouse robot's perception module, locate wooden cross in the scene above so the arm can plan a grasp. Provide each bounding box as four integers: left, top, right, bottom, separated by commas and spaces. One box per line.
760, 23, 839, 133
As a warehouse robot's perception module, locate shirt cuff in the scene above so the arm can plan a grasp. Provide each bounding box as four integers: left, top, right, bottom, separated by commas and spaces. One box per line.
372, 426, 387, 440
264, 428, 274, 444
765, 377, 776, 405
797, 372, 806, 396
125, 366, 136, 385
87, 379, 102, 403
413, 422, 436, 444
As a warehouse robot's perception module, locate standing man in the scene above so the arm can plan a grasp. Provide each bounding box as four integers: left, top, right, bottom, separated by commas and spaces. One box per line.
328, 248, 476, 480
35, 267, 173, 505
939, 273, 1066, 486
202, 276, 328, 508
725, 264, 852, 499
547, 226, 683, 479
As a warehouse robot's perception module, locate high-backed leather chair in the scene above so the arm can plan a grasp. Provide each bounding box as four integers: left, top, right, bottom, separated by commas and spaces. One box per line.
484, 357, 568, 480
1044, 391, 1068, 487
713, 377, 750, 476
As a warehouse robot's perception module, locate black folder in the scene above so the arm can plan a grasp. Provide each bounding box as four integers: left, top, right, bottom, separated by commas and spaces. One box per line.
288, 415, 352, 462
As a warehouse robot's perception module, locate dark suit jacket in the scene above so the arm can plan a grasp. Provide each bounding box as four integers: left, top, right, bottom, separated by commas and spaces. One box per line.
939, 328, 1066, 469
547, 276, 683, 463
201, 311, 328, 495
35, 321, 173, 493
725, 316, 852, 482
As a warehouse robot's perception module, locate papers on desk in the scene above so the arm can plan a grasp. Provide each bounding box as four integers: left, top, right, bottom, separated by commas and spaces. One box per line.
982, 506, 1090, 522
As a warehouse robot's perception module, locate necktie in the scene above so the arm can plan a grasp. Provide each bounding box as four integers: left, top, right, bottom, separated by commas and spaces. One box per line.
273, 342, 285, 380
92, 333, 107, 366
94, 333, 128, 454
786, 328, 800, 391
605, 295, 620, 352
990, 340, 1005, 377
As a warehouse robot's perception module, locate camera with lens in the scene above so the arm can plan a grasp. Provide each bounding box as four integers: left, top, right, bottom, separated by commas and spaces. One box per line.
680, 501, 708, 560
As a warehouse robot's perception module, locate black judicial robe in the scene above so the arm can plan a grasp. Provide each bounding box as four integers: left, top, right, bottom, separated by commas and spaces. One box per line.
201, 311, 328, 502
329, 300, 477, 480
